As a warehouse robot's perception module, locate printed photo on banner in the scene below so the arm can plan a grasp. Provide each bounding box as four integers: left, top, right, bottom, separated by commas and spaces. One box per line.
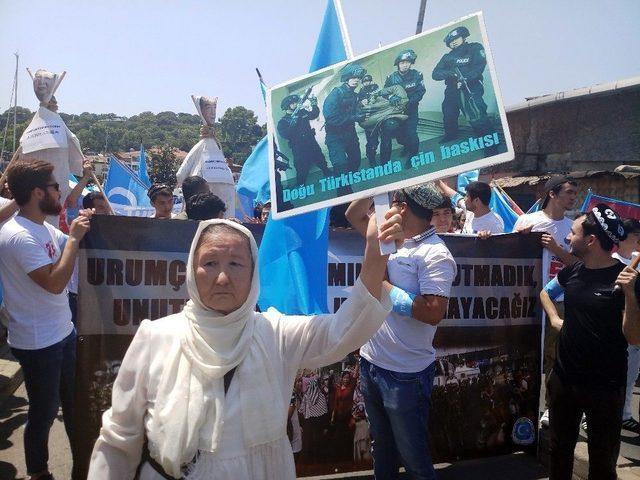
267, 12, 514, 219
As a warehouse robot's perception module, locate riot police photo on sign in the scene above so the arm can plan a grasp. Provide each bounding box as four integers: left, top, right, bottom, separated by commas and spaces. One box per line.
267, 12, 514, 219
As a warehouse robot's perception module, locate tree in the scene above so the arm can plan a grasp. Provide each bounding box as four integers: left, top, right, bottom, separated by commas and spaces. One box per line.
217, 106, 266, 165
150, 144, 179, 187
0, 105, 265, 163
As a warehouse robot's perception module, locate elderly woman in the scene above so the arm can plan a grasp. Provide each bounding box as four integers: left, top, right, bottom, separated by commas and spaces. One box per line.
88, 210, 402, 479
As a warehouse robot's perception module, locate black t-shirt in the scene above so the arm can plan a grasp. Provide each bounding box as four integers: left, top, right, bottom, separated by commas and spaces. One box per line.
554, 260, 640, 389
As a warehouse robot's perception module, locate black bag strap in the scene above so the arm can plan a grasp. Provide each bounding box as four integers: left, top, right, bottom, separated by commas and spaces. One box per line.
135, 367, 238, 479
224, 366, 237, 394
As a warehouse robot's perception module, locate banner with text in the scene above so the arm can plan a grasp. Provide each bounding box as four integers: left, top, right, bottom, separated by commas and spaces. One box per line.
74, 217, 541, 478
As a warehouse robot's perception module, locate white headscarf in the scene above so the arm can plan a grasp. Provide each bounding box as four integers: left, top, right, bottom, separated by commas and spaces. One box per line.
146, 219, 284, 477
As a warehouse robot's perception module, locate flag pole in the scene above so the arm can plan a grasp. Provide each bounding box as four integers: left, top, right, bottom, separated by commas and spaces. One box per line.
12, 52, 18, 153
89, 170, 114, 215
415, 0, 428, 34
332, 0, 354, 59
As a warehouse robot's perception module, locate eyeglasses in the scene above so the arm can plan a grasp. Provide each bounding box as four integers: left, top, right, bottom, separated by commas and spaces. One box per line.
44, 182, 60, 191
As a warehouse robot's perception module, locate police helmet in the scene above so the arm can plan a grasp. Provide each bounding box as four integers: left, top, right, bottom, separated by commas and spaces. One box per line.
394, 49, 417, 66
281, 94, 300, 111
340, 64, 367, 83
444, 26, 470, 46
362, 74, 373, 83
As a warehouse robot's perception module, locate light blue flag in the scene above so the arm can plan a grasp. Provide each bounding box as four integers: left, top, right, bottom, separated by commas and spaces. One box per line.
490, 187, 519, 233
138, 144, 152, 188
236, 74, 269, 205
103, 156, 151, 207
257, 0, 346, 314
236, 191, 256, 219
237, 136, 270, 205
457, 169, 479, 193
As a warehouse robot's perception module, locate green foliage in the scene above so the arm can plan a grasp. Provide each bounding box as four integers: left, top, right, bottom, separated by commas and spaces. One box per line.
216, 106, 267, 165
0, 105, 265, 165
150, 144, 179, 188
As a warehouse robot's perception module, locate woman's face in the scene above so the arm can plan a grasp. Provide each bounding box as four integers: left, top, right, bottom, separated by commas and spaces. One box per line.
193, 230, 253, 313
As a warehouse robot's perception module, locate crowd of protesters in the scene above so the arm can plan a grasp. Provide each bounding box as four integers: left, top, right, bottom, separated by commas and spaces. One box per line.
289, 354, 372, 471
0, 155, 639, 480
430, 349, 538, 459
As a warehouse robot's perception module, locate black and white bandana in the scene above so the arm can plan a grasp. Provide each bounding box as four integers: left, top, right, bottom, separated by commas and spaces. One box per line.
591, 203, 626, 244
403, 181, 444, 210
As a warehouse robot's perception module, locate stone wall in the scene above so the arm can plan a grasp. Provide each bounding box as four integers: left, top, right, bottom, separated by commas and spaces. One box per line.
493, 86, 640, 174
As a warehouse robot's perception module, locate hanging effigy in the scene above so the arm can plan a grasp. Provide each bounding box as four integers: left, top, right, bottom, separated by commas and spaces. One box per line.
19, 68, 84, 224
176, 95, 235, 217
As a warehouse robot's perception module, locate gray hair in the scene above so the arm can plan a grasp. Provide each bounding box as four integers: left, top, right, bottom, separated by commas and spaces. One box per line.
196, 223, 254, 268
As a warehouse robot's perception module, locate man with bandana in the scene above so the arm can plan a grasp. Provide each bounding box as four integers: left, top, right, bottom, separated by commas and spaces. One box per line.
346, 182, 456, 480
540, 204, 640, 480
432, 27, 490, 143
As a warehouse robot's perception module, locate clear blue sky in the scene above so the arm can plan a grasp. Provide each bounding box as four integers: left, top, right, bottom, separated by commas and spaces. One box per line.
1, 0, 638, 122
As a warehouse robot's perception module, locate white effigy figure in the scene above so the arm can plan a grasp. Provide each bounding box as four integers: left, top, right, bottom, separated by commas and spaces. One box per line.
19, 68, 83, 225
176, 96, 235, 218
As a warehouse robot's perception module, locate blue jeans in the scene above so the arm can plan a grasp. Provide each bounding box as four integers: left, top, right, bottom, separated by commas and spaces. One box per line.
360, 357, 436, 480
11, 330, 76, 475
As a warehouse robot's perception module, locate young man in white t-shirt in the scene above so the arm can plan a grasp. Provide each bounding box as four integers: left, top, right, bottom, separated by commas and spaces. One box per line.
0, 159, 92, 480
346, 183, 456, 479
436, 179, 504, 235
514, 174, 579, 427
514, 175, 579, 274
0, 192, 18, 332
460, 181, 504, 235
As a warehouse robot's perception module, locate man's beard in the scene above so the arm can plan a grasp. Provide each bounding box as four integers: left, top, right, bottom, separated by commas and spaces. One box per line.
39, 194, 62, 215
569, 242, 586, 260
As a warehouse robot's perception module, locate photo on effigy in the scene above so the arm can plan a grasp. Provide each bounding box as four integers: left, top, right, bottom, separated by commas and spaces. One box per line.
267, 12, 513, 218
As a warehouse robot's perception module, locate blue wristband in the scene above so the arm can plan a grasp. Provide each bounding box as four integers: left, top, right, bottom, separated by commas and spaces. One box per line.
543, 277, 564, 301
390, 286, 417, 317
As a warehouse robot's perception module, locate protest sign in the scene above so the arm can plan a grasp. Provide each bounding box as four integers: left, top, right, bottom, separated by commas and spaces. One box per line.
267, 12, 513, 219
74, 217, 540, 478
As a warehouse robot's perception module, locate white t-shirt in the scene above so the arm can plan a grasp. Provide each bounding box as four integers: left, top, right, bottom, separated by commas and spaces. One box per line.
462, 210, 504, 234
0, 216, 73, 349
0, 197, 15, 229
360, 228, 456, 373
612, 251, 638, 267
513, 210, 573, 286
0, 197, 12, 308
